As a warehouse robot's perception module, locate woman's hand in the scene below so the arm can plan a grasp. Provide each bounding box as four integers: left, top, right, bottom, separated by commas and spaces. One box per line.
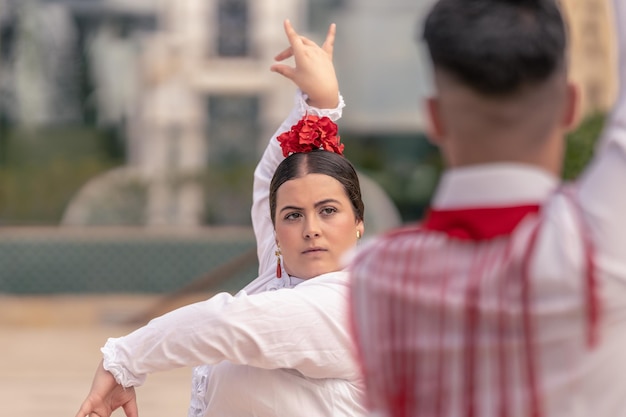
74, 360, 138, 417
271, 20, 339, 109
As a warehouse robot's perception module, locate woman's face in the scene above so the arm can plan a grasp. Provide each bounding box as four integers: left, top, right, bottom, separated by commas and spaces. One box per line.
274, 173, 364, 280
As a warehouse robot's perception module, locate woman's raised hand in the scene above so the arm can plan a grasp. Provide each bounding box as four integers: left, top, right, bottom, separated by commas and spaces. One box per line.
271, 20, 339, 109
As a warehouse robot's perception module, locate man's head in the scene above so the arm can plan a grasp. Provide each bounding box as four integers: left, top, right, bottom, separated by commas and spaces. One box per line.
424, 0, 567, 95
422, 0, 578, 173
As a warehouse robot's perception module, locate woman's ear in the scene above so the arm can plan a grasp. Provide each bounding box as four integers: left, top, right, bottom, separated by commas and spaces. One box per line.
356, 220, 364, 239
426, 96, 445, 146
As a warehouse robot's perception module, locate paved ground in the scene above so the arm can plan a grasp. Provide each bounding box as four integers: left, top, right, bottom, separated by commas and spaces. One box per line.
0, 294, 210, 417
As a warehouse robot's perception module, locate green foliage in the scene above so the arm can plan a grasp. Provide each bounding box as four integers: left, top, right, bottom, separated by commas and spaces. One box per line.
342, 133, 442, 222
0, 126, 122, 225
343, 112, 607, 223
201, 162, 255, 225
0, 111, 607, 226
562, 113, 606, 180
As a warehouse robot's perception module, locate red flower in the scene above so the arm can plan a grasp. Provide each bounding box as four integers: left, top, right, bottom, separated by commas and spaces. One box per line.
277, 115, 344, 157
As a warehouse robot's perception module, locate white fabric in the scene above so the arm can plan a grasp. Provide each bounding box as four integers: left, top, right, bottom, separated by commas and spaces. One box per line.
431, 163, 558, 209
102, 90, 366, 417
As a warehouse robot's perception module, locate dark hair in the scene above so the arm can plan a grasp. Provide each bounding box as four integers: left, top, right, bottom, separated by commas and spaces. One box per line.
422, 0, 567, 95
269, 150, 365, 225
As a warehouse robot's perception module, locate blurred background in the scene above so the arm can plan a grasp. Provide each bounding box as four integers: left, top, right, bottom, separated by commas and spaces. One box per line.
0, 0, 617, 415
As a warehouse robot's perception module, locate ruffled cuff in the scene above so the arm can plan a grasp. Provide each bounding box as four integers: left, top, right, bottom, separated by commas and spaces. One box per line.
101, 337, 146, 388
295, 89, 345, 121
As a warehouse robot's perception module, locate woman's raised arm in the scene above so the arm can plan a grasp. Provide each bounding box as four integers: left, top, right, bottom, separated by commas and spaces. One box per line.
251, 20, 344, 277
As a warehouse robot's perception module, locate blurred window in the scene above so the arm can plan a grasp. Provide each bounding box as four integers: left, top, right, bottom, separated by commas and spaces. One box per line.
206, 95, 259, 164
217, 0, 249, 57
307, 0, 344, 30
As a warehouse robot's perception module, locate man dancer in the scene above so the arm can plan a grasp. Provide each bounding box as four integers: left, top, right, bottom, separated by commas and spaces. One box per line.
349, 0, 626, 416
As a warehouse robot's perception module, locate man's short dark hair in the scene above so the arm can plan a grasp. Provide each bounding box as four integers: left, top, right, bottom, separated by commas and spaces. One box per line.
422, 0, 567, 95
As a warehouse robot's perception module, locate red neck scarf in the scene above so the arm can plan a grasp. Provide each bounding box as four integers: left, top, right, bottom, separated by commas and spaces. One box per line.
422, 204, 541, 240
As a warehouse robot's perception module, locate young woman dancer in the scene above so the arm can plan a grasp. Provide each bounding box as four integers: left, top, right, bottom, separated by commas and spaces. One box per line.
75, 20, 366, 417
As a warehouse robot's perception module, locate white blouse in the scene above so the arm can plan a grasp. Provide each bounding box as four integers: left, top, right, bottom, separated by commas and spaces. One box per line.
101, 91, 367, 417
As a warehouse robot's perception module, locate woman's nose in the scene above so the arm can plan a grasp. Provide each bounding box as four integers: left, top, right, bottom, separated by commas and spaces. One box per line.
303, 218, 321, 239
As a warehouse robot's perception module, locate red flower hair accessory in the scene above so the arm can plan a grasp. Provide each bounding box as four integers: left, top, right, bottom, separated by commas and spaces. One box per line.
277, 114, 344, 157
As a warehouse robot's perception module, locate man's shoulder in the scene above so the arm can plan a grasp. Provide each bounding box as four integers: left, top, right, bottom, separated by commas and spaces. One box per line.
353, 223, 425, 261
369, 222, 424, 245
380, 222, 424, 239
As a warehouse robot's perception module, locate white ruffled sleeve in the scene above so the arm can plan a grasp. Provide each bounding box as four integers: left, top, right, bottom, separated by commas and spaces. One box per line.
101, 273, 359, 388
250, 90, 345, 280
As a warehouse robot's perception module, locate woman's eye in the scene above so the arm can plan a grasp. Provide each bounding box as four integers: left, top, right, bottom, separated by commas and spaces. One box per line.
285, 212, 302, 220
320, 207, 337, 216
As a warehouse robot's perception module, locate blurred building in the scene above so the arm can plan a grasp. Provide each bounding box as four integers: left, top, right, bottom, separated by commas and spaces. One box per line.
123, 0, 304, 227
62, 0, 402, 230
561, 0, 617, 115
1, 0, 617, 228
311, 0, 434, 134
60, 0, 306, 227
319, 0, 618, 132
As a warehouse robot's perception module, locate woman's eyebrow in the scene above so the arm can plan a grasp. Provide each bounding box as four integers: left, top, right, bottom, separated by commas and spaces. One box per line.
279, 199, 342, 213
279, 205, 304, 213
314, 199, 342, 208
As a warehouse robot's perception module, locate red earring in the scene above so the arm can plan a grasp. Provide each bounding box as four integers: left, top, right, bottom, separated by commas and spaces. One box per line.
275, 250, 282, 278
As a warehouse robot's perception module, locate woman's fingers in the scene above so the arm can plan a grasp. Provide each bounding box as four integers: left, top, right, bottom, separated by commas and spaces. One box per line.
277, 20, 334, 63
274, 36, 323, 62
75, 402, 107, 417
270, 63, 295, 80
283, 19, 302, 50
321, 23, 336, 57
121, 394, 139, 417
75, 400, 94, 417
271, 18, 339, 108
299, 36, 317, 47
274, 46, 293, 62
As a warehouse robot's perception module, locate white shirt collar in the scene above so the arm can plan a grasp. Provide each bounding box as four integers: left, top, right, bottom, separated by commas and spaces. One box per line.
431, 163, 560, 209
264, 275, 305, 291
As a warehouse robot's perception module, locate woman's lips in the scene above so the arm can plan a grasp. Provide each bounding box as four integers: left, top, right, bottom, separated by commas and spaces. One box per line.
302, 247, 327, 254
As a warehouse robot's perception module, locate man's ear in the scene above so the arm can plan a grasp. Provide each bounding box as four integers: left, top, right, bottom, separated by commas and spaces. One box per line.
562, 81, 580, 131
426, 96, 445, 145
